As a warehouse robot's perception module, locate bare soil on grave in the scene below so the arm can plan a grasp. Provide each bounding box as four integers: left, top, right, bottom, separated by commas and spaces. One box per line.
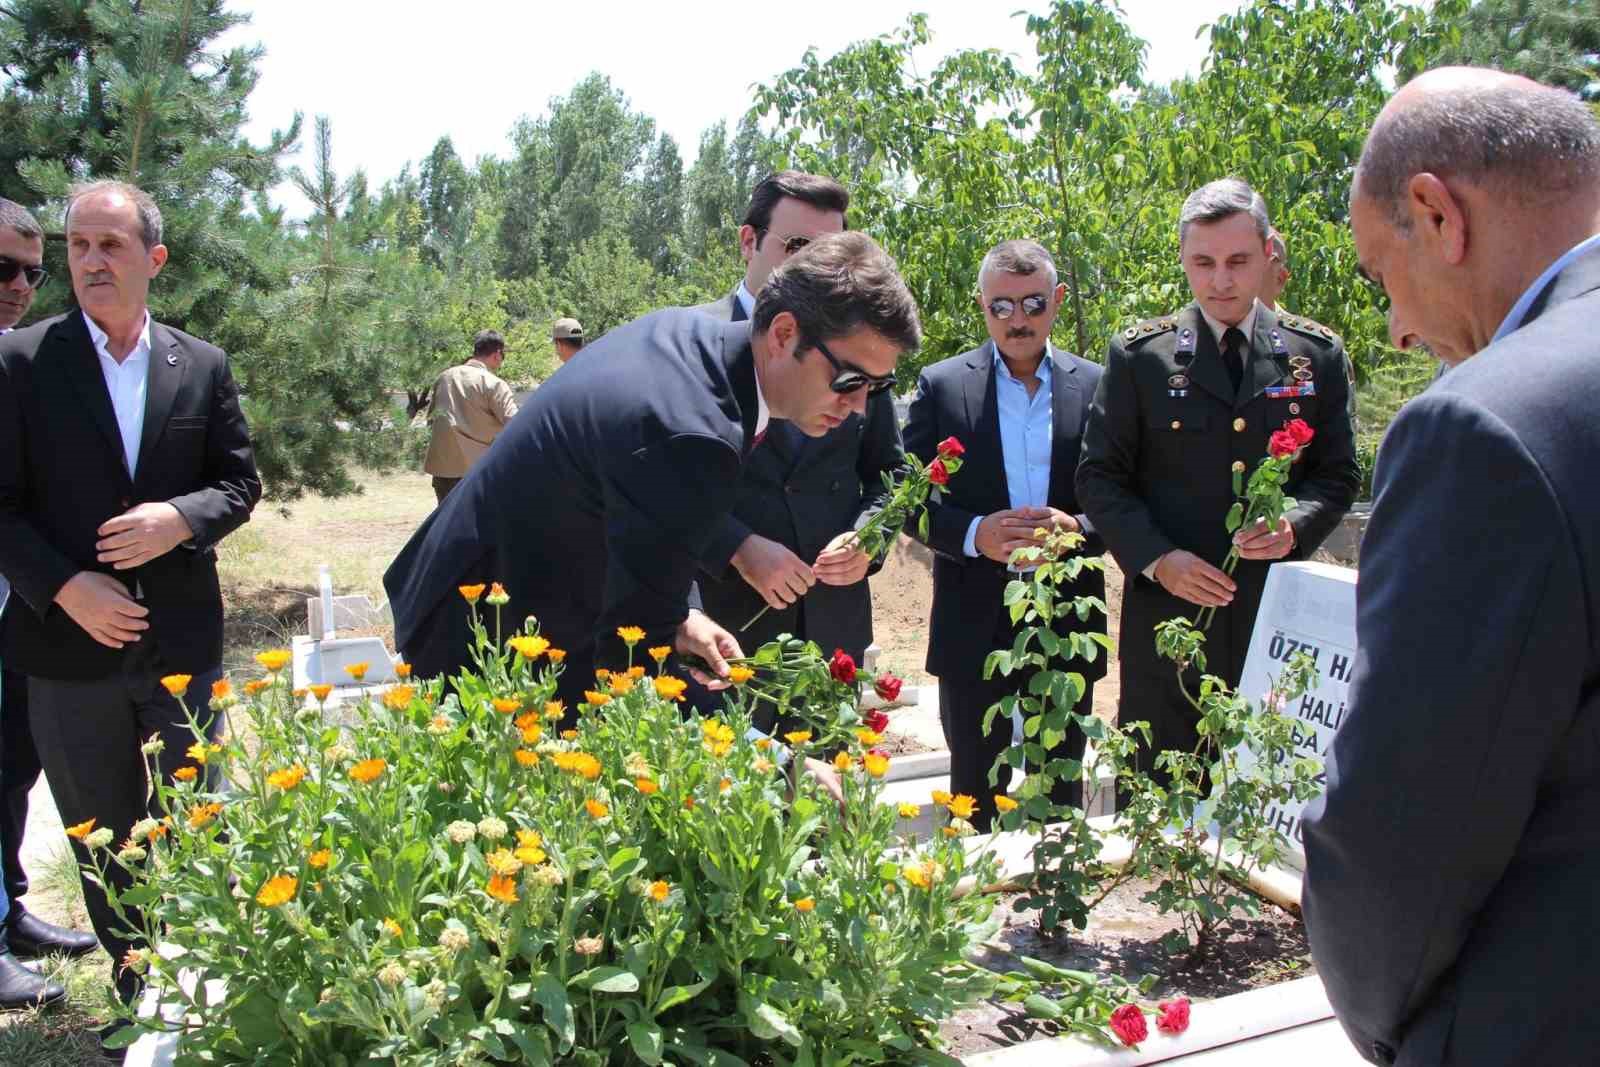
939, 877, 1313, 1058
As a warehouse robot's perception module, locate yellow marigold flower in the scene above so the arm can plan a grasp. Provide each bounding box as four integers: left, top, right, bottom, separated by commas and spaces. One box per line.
718, 777, 732, 793
583, 691, 612, 708
173, 766, 199, 782
794, 897, 816, 913
492, 697, 521, 715
608, 675, 635, 696
994, 795, 1019, 813
653, 676, 687, 702
648, 645, 671, 664
515, 748, 539, 767
863, 752, 890, 778
308, 849, 333, 869
66, 818, 96, 840
517, 829, 542, 848
160, 674, 192, 697
897, 802, 921, 819
728, 665, 755, 685
308, 683, 333, 702
946, 794, 978, 820
459, 584, 486, 604
187, 802, 223, 830
932, 789, 953, 807
902, 863, 930, 889
585, 798, 609, 820
636, 777, 659, 795
543, 700, 566, 721
832, 752, 853, 772
648, 879, 670, 902
244, 679, 270, 696
255, 649, 292, 672
784, 730, 813, 745
561, 729, 579, 740
754, 737, 772, 751
520, 726, 542, 745
186, 741, 210, 765
627, 665, 645, 679
855, 729, 883, 745
383, 686, 416, 711
291, 687, 307, 699
515, 844, 547, 865
211, 678, 233, 701
507, 635, 549, 660
256, 874, 298, 908
486, 849, 524, 877
349, 758, 387, 784
383, 918, 403, 937
514, 710, 538, 730
266, 765, 307, 791
394, 662, 412, 679
547, 648, 567, 664
344, 662, 370, 682
486, 581, 510, 606
595, 668, 611, 682
617, 626, 646, 646
942, 826, 959, 838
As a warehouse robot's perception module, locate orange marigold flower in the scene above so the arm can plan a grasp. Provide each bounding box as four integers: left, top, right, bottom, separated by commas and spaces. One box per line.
946, 794, 978, 820
636, 777, 659, 795
383, 686, 416, 711
244, 679, 270, 696
608, 675, 635, 696
583, 691, 612, 708
308, 683, 333, 702
626, 665, 646, 679
561, 728, 579, 740
543, 700, 566, 721
344, 662, 369, 682
266, 765, 307, 791
172, 766, 199, 782
718, 777, 732, 793
349, 758, 387, 784
492, 697, 521, 715
794, 897, 816, 913
507, 635, 549, 660
932, 789, 953, 807
754, 737, 772, 751
863, 752, 890, 778
585, 798, 609, 820
832, 752, 853, 772
383, 917, 403, 937
514, 710, 539, 730
616, 626, 645, 646
994, 795, 1019, 813
515, 748, 540, 767
594, 668, 611, 682
648, 645, 671, 664
308, 849, 333, 869
394, 662, 412, 679
653, 675, 688, 702
255, 649, 292, 672
728, 665, 755, 685
520, 726, 543, 745
485, 873, 519, 903
648, 879, 670, 902
160, 674, 192, 697
547, 648, 567, 664
459, 583, 486, 603
256, 874, 298, 908
784, 730, 812, 745
486, 581, 511, 605
187, 802, 223, 830
211, 678, 233, 701
683, 796, 696, 810
148, 821, 170, 840
65, 818, 96, 840
292, 687, 307, 699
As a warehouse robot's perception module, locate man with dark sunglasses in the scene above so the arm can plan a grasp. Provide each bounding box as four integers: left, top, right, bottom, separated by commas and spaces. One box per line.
688, 173, 903, 720
902, 239, 1106, 830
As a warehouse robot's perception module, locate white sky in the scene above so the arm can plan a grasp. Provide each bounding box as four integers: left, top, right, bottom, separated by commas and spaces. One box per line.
224, 0, 1241, 215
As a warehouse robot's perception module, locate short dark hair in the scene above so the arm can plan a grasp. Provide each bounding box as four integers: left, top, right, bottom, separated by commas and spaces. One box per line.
556, 336, 585, 352
1178, 177, 1270, 246
1356, 80, 1600, 228
472, 329, 505, 358
743, 171, 849, 244
977, 239, 1058, 291
66, 180, 163, 248
0, 199, 43, 241
752, 231, 921, 355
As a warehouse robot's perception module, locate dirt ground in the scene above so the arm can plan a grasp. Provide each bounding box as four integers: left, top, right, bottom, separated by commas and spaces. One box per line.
941, 878, 1312, 1057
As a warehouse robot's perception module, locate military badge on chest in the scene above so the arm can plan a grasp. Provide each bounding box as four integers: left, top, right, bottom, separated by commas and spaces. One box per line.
1169, 327, 1197, 397
1263, 327, 1316, 409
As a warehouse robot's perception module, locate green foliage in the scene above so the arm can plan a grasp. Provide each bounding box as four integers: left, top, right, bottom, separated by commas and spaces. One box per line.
1433, 0, 1600, 97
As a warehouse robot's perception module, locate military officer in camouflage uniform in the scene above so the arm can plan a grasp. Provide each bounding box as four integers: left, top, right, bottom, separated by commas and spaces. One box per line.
1077, 178, 1360, 782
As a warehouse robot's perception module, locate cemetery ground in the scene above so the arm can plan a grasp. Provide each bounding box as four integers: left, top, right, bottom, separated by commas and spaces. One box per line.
0, 467, 1320, 1063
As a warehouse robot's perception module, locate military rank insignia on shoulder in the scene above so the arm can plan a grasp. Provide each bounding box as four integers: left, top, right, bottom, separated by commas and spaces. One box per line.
1278, 314, 1341, 347
1120, 316, 1177, 346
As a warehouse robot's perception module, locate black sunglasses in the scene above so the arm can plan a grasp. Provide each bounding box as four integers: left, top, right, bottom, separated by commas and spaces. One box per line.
812, 338, 897, 396
987, 294, 1050, 320
0, 257, 47, 290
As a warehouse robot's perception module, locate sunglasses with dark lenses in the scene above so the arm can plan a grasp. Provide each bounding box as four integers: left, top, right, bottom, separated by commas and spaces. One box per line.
813, 338, 897, 395
0, 257, 47, 290
987, 294, 1050, 319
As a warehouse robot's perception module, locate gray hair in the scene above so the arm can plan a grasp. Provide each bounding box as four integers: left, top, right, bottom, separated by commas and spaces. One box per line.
977, 239, 1058, 291
753, 231, 921, 354
0, 198, 43, 241
1356, 81, 1600, 228
66, 180, 163, 248
1179, 177, 1271, 246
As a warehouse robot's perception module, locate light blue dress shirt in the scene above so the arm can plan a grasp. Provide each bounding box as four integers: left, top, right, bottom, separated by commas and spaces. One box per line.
963, 342, 1056, 558
1492, 232, 1600, 344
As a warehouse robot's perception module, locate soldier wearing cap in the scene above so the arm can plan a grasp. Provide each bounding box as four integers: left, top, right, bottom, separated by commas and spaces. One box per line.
552, 317, 585, 364
1077, 177, 1359, 787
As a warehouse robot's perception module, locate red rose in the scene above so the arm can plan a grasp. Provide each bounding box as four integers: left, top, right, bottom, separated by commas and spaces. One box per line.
1285, 418, 1314, 448
863, 707, 891, 733
1156, 998, 1190, 1035
928, 458, 950, 486
935, 436, 965, 459
829, 648, 857, 684
1268, 428, 1299, 458
873, 674, 903, 703
1109, 1003, 1147, 1047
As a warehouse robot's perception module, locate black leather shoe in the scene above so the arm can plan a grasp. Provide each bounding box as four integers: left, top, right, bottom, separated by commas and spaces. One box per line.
5, 910, 99, 959
0, 949, 66, 1009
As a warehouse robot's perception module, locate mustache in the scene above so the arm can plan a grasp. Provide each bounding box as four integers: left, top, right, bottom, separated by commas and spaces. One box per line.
1005, 327, 1034, 340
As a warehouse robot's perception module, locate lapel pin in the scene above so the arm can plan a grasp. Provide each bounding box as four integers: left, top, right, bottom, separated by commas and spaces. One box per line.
1289, 402, 1301, 414
166, 353, 178, 366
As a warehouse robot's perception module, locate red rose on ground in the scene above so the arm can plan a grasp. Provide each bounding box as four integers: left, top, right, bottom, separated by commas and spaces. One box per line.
928, 458, 950, 486
1109, 1003, 1148, 1047
1285, 418, 1314, 448
936, 436, 965, 459
829, 648, 857, 684
863, 707, 891, 733
1156, 998, 1190, 1035
1268, 428, 1300, 458
873, 673, 903, 703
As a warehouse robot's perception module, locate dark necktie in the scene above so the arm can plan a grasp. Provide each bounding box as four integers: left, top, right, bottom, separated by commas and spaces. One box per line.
1222, 326, 1246, 395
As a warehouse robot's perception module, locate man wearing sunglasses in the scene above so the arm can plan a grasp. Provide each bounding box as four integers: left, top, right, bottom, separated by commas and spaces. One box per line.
902, 240, 1106, 831
689, 173, 902, 720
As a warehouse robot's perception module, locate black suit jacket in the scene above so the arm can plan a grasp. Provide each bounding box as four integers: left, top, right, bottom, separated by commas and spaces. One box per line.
0, 312, 260, 680
1302, 244, 1600, 1067
901, 343, 1107, 680
688, 289, 904, 658
385, 309, 760, 705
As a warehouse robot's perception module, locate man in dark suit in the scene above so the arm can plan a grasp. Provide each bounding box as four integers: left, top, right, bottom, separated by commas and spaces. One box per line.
386, 233, 920, 721
0, 181, 259, 1042
902, 240, 1106, 831
1302, 69, 1600, 1067
1077, 178, 1359, 784
690, 172, 902, 699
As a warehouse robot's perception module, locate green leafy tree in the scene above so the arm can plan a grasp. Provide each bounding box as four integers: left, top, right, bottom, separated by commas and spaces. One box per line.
1436, 0, 1599, 97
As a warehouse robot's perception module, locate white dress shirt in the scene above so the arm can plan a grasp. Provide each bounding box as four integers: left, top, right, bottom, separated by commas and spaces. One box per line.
735, 280, 756, 320
84, 310, 153, 479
